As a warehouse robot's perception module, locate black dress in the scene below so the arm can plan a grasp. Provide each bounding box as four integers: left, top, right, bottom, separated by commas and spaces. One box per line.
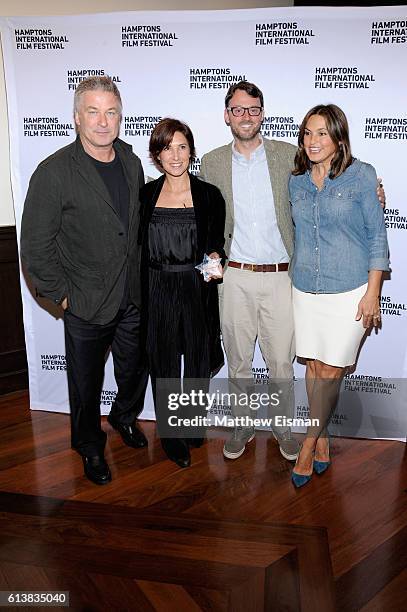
139, 174, 226, 439
147, 207, 211, 381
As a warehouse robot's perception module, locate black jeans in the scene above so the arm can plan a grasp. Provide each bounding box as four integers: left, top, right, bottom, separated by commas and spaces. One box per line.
64, 304, 148, 457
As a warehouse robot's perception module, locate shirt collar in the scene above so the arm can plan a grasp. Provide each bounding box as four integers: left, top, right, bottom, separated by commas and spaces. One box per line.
305, 158, 359, 187
232, 135, 265, 164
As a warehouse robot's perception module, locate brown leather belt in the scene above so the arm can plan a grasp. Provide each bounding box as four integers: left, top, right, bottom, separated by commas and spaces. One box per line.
228, 261, 289, 272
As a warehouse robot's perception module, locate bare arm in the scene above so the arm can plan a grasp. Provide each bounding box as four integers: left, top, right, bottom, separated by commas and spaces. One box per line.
355, 270, 383, 328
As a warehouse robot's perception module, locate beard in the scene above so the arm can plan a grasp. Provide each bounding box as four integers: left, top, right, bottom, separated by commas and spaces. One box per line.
229, 120, 262, 143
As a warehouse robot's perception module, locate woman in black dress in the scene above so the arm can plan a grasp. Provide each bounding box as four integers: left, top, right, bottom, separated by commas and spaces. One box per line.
140, 118, 226, 467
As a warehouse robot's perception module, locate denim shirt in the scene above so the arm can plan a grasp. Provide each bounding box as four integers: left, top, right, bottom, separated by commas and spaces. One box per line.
289, 159, 389, 294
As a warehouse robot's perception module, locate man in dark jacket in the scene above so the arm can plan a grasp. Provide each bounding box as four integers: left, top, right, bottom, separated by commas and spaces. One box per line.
21, 76, 148, 485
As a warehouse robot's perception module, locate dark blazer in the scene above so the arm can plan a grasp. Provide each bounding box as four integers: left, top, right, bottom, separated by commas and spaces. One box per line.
21, 136, 144, 324
139, 173, 226, 375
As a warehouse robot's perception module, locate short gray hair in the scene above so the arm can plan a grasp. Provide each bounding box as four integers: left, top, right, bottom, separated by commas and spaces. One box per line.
74, 76, 122, 115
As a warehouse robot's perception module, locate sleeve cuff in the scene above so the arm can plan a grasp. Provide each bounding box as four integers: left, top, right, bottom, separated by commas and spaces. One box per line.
368, 257, 390, 271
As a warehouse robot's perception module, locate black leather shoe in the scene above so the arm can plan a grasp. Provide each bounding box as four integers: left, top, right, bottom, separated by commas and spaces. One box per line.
107, 415, 148, 448
161, 439, 191, 468
82, 455, 111, 485
189, 437, 205, 448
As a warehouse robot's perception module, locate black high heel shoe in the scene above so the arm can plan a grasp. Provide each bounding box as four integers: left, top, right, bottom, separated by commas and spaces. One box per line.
161, 438, 191, 468
189, 437, 204, 448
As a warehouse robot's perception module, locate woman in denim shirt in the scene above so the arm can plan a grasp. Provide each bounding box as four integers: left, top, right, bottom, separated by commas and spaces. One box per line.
289, 104, 389, 487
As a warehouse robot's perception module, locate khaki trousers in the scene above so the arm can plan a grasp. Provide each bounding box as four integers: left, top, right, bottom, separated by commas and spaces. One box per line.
219, 266, 295, 428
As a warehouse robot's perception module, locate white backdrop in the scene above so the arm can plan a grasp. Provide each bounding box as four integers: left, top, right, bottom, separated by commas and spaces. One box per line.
1, 6, 406, 441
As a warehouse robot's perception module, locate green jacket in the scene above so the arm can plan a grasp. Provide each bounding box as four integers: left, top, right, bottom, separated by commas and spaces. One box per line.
200, 138, 296, 268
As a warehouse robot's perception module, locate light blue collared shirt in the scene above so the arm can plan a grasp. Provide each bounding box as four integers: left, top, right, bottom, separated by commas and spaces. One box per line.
230, 139, 289, 264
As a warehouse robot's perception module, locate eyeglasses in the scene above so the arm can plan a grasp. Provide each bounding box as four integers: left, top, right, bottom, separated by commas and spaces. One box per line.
227, 106, 263, 117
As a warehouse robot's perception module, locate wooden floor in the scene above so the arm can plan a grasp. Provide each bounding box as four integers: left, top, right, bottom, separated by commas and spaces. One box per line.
0, 391, 406, 611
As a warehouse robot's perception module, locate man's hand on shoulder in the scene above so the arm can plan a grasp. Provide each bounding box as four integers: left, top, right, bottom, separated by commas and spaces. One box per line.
377, 177, 386, 208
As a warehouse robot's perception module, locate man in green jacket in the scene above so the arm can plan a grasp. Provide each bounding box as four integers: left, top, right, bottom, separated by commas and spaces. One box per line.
201, 81, 300, 462
21, 76, 148, 485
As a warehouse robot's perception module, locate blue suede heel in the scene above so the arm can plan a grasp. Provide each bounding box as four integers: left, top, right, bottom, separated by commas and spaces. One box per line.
314, 438, 330, 475
291, 445, 313, 488
313, 459, 331, 475
291, 471, 312, 488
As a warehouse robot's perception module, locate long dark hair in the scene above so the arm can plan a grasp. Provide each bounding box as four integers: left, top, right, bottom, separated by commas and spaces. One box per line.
293, 104, 353, 178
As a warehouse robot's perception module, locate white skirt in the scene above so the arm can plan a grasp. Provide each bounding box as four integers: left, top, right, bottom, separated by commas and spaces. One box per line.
292, 284, 368, 367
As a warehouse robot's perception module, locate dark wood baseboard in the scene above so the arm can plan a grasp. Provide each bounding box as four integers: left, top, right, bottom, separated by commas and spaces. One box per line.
0, 226, 28, 394
0, 370, 28, 396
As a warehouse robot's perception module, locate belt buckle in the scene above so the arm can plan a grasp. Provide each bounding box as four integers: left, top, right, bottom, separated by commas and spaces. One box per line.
275, 263, 279, 272
250, 263, 255, 272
